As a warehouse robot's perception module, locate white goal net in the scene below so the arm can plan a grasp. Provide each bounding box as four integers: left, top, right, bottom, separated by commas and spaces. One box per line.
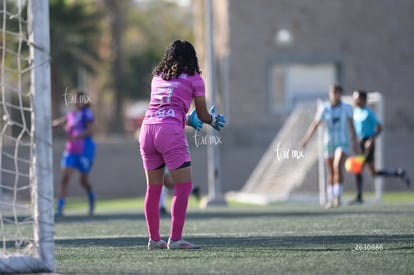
227, 101, 319, 205
0, 0, 54, 273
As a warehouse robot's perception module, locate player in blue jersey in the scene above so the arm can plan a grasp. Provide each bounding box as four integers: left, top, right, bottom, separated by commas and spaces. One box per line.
302, 85, 358, 208
350, 90, 410, 204
53, 90, 96, 216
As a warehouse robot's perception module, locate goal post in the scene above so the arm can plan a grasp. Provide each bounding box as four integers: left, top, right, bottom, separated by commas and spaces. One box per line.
30, 0, 54, 271
0, 0, 54, 273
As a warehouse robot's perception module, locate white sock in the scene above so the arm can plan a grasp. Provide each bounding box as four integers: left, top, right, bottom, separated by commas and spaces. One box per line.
159, 186, 167, 208
326, 185, 334, 201
333, 183, 343, 198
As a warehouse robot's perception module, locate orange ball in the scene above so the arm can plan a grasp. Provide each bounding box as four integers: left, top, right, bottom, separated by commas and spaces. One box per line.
345, 155, 365, 174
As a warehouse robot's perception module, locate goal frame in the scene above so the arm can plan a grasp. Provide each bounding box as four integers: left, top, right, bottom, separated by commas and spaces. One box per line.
0, 0, 54, 273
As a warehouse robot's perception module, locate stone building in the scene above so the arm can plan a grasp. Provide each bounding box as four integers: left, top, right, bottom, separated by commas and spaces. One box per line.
192, 0, 414, 196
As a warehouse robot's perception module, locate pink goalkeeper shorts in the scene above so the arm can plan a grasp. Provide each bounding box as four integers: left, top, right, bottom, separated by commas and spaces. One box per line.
139, 123, 191, 171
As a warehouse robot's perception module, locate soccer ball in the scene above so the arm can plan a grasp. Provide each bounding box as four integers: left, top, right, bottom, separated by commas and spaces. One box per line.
345, 155, 365, 174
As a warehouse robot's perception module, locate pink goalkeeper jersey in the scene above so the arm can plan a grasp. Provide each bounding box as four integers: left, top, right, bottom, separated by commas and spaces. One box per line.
143, 73, 205, 127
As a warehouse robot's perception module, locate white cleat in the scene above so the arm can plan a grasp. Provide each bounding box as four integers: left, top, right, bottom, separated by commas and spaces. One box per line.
167, 239, 201, 249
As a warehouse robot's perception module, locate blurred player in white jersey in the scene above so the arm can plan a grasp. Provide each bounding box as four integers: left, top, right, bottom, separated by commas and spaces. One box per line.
302, 85, 358, 208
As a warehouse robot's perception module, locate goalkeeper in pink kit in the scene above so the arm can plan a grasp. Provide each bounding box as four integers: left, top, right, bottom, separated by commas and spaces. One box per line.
139, 40, 225, 249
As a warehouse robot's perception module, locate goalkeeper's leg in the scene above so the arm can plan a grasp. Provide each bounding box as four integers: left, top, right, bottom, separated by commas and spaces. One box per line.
167, 164, 200, 249
144, 167, 165, 244
168, 164, 192, 242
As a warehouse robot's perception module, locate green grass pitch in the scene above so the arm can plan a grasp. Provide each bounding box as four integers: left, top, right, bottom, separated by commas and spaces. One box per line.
53, 192, 414, 274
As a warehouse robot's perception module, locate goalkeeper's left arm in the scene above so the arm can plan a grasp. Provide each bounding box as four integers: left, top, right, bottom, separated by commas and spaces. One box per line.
192, 96, 226, 131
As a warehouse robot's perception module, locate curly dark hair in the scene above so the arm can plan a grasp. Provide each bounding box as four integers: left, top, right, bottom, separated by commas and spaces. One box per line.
153, 40, 201, 80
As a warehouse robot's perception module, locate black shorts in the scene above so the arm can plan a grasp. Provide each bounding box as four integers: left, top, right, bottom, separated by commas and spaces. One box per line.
359, 138, 375, 163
